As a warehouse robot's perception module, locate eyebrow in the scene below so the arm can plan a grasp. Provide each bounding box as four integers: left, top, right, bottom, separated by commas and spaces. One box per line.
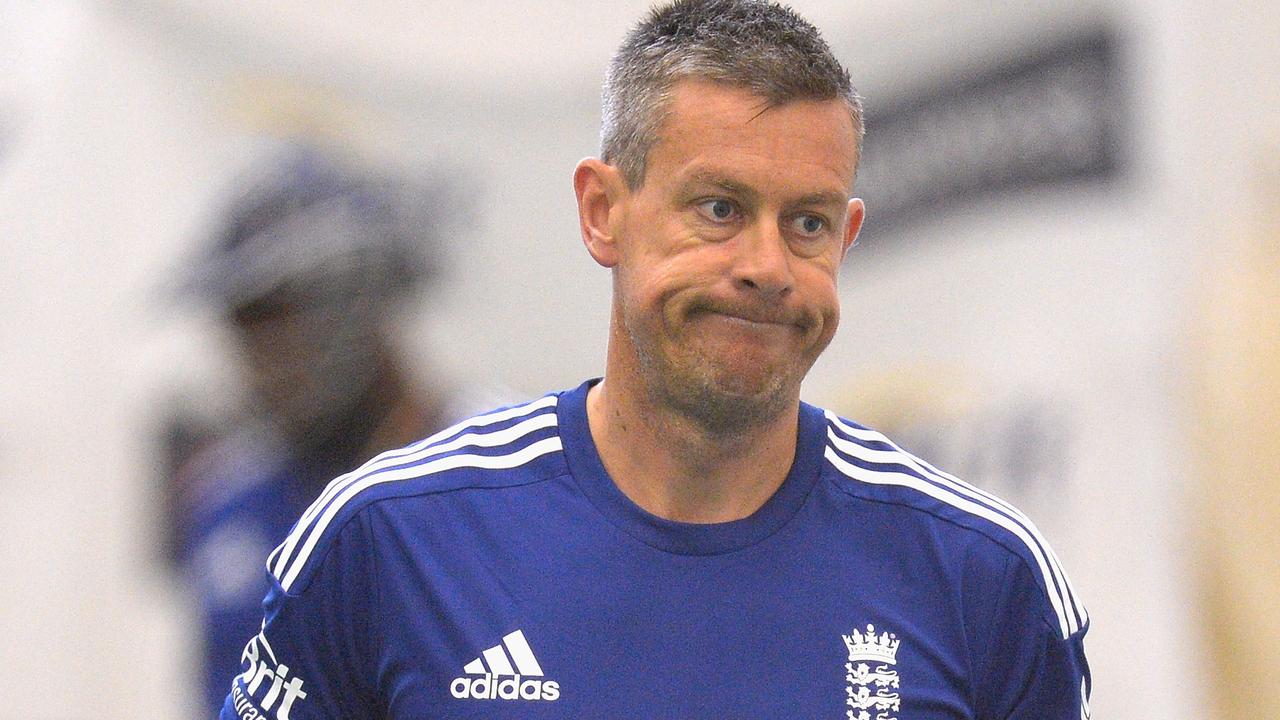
684, 171, 757, 201
792, 190, 851, 208
682, 170, 849, 209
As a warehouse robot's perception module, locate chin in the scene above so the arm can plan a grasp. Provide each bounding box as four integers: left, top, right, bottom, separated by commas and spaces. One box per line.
663, 358, 800, 434
628, 317, 810, 432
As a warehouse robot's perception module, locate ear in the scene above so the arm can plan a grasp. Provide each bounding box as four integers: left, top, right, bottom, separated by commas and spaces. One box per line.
574, 157, 627, 268
839, 197, 866, 262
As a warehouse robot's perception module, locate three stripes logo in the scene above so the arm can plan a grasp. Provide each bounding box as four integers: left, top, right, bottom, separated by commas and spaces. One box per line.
450, 630, 560, 702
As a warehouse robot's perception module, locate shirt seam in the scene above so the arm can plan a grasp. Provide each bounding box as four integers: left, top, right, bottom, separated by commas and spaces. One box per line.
360, 509, 382, 711
973, 552, 1015, 718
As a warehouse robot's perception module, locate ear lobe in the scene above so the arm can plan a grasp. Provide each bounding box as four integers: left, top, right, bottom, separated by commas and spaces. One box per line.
574, 158, 625, 268
840, 197, 866, 261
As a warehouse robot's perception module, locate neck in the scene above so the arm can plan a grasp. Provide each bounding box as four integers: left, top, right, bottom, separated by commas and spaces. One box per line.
586, 372, 800, 524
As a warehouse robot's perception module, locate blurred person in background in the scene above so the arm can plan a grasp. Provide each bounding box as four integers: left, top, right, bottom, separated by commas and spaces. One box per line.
160, 145, 464, 712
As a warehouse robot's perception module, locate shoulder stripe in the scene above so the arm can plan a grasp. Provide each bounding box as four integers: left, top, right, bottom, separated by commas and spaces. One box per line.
267, 395, 559, 583
825, 412, 1087, 631
825, 416, 1087, 631
824, 412, 1087, 637
824, 445, 1074, 638
279, 435, 563, 592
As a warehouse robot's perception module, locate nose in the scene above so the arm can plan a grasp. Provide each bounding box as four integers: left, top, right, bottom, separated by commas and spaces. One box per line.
732, 218, 794, 299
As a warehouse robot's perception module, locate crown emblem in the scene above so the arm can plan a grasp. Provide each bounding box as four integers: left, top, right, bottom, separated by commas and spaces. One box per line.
842, 624, 900, 665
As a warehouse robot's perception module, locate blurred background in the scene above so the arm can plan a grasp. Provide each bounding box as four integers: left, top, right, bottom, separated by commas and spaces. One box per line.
1, 0, 1276, 717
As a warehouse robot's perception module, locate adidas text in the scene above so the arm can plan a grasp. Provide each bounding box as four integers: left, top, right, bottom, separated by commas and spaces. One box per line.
450, 674, 560, 701
453, 629, 559, 702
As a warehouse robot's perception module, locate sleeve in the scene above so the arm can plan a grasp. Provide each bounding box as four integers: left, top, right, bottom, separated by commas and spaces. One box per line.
218, 510, 380, 720
974, 554, 1091, 720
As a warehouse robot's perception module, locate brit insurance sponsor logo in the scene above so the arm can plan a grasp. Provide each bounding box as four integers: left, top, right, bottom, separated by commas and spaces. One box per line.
450, 629, 560, 702
232, 630, 308, 720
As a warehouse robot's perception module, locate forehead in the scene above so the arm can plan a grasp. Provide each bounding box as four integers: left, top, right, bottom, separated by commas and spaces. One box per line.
644, 79, 859, 196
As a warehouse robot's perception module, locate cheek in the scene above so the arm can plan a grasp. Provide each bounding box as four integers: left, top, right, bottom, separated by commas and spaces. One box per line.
799, 271, 843, 332
620, 247, 721, 312
799, 262, 841, 304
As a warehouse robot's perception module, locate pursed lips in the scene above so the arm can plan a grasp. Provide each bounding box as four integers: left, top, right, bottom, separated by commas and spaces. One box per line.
703, 307, 801, 330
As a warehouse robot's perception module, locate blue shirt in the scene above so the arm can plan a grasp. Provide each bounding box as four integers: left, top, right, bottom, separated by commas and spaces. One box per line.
222, 380, 1090, 719
176, 430, 317, 713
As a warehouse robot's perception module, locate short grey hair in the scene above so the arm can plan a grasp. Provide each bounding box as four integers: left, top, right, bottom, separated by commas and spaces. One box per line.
601, 0, 864, 189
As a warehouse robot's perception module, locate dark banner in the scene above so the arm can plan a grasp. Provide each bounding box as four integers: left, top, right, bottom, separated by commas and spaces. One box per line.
855, 29, 1125, 247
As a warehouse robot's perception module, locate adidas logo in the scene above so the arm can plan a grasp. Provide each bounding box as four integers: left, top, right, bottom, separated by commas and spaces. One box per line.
450, 629, 561, 702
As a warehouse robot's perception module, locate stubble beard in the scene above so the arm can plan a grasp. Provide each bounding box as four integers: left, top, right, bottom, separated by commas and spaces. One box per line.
624, 307, 818, 437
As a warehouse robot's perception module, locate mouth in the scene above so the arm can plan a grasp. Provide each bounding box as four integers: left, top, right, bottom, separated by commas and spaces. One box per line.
711, 311, 791, 328
690, 304, 812, 338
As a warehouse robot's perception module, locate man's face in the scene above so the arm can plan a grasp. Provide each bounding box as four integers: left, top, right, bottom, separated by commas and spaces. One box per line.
609, 79, 863, 431
230, 285, 380, 445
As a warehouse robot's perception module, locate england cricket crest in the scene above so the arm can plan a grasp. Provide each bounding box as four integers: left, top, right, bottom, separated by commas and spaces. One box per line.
843, 624, 901, 720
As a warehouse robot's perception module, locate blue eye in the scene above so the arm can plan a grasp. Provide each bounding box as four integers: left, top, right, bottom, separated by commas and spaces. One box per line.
698, 198, 736, 221
792, 214, 826, 235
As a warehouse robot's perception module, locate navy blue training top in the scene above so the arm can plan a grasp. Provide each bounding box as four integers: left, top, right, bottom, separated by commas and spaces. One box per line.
222, 379, 1090, 719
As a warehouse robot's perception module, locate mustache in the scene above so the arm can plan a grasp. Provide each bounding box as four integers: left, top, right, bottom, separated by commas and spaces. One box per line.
685, 297, 815, 329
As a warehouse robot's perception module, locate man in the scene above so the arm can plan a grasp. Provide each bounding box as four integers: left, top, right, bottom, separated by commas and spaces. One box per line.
164, 146, 460, 712
222, 2, 1090, 718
